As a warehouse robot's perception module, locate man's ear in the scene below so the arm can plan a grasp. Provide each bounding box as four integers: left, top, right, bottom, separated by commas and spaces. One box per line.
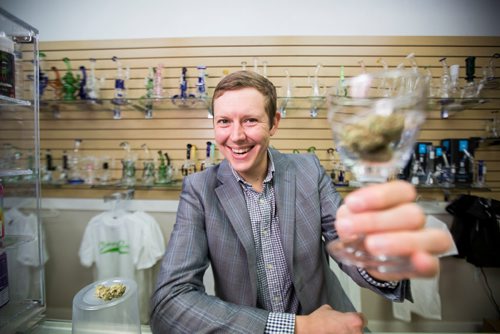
270, 112, 281, 135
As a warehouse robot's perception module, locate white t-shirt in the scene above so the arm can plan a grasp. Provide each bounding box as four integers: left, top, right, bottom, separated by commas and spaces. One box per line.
5, 208, 49, 301
79, 210, 165, 323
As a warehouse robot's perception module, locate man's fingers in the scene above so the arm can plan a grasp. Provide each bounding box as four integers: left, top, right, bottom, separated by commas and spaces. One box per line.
343, 180, 417, 213
365, 228, 452, 256
335, 203, 425, 238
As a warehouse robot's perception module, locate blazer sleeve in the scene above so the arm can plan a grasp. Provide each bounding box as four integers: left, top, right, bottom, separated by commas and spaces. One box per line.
150, 174, 269, 334
314, 155, 411, 302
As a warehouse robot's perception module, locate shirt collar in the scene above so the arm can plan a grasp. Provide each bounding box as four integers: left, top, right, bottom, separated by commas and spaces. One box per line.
231, 148, 275, 187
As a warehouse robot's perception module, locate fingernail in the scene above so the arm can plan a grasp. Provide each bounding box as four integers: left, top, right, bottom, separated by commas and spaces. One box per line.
336, 218, 352, 235
366, 236, 387, 252
345, 195, 365, 211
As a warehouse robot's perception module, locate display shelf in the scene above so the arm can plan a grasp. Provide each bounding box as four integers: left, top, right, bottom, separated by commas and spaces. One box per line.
0, 301, 45, 334
0, 8, 44, 334
428, 97, 490, 119
479, 137, 500, 147
0, 95, 31, 107
40, 96, 211, 113
42, 179, 183, 191
0, 169, 34, 178
0, 235, 35, 250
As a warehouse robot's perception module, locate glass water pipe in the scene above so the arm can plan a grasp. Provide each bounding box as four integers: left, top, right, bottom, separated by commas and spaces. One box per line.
201, 141, 216, 170
78, 66, 89, 100
439, 57, 451, 99
309, 63, 324, 118
172, 67, 195, 106
68, 139, 84, 184
156, 150, 173, 184
153, 63, 164, 99
85, 58, 105, 102
111, 56, 129, 105
181, 143, 196, 176
120, 141, 136, 186
279, 68, 294, 118
482, 53, 499, 88
196, 65, 208, 99
141, 143, 155, 185
61, 57, 80, 101
49, 66, 63, 100
38, 51, 49, 98
462, 56, 480, 99
142, 67, 154, 118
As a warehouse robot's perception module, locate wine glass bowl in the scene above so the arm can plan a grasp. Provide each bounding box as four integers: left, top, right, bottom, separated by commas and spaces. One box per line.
327, 69, 429, 272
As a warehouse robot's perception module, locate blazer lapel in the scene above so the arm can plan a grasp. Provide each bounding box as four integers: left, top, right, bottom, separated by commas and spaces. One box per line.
214, 160, 258, 298
270, 149, 296, 273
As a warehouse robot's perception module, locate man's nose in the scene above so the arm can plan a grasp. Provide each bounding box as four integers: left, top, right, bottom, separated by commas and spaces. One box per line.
230, 123, 246, 141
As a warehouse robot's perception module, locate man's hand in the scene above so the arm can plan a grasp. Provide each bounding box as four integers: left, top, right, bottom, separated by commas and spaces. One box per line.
334, 180, 452, 281
295, 305, 366, 334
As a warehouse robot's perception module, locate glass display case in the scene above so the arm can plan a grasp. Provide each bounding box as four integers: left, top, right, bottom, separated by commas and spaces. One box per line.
0, 8, 45, 334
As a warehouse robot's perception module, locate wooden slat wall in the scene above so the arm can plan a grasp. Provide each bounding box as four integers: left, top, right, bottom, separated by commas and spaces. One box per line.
6, 36, 500, 200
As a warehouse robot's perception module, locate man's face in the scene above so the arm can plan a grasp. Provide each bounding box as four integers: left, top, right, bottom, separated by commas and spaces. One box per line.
213, 87, 279, 182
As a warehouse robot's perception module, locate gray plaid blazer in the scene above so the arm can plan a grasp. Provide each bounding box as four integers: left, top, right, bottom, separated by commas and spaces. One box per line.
150, 148, 408, 333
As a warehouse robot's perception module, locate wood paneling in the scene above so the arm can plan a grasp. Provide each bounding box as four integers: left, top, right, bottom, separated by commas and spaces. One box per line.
27, 36, 500, 200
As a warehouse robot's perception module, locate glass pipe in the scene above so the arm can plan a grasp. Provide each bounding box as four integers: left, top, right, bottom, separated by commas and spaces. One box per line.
196, 65, 208, 99
68, 139, 84, 184
241, 61, 247, 70
309, 63, 324, 118
38, 51, 49, 98
181, 143, 196, 176
143, 67, 154, 119
172, 67, 195, 106
439, 57, 451, 99
336, 65, 348, 97
484, 53, 499, 86
61, 57, 80, 101
111, 56, 129, 105
462, 56, 479, 98
375, 58, 390, 96
201, 141, 216, 170
406, 53, 419, 72
156, 150, 172, 184
141, 143, 155, 186
262, 61, 268, 78
49, 66, 63, 100
153, 63, 164, 99
327, 147, 337, 180
253, 57, 259, 74
120, 141, 136, 186
449, 64, 460, 98
85, 58, 105, 101
279, 68, 294, 118
78, 66, 89, 100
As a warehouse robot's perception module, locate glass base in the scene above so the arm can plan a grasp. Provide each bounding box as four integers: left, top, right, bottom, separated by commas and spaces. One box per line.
328, 236, 413, 273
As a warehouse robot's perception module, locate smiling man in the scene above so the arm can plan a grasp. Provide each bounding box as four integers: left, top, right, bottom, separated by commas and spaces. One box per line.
150, 71, 451, 334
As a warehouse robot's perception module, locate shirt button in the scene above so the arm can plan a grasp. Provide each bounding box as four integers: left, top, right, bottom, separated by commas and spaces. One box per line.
259, 198, 265, 204
266, 264, 273, 270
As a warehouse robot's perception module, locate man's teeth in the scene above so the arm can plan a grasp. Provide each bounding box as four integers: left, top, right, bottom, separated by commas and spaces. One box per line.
232, 147, 250, 154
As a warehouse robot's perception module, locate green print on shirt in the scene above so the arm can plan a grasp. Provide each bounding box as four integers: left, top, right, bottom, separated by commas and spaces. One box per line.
99, 240, 129, 255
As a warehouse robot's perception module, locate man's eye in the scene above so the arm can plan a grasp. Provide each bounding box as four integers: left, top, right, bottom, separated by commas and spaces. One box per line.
244, 119, 258, 124
217, 119, 229, 125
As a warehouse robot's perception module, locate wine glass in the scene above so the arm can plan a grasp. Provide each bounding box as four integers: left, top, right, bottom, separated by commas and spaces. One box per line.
327, 69, 429, 273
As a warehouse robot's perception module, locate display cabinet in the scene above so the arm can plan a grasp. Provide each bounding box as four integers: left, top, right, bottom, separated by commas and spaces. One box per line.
0, 8, 45, 334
